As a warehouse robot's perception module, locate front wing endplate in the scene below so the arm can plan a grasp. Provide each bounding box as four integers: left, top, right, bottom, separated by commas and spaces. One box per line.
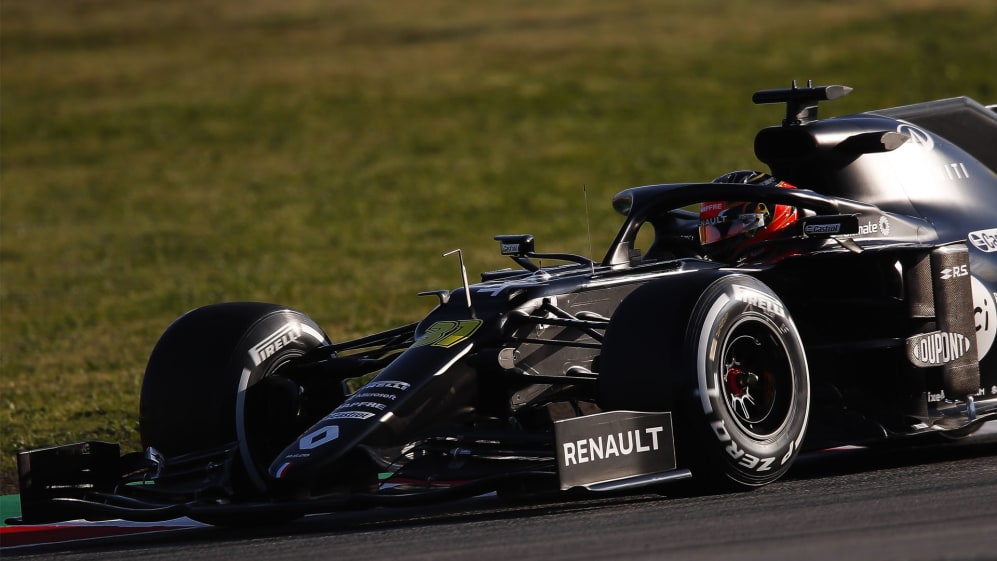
554, 410, 679, 490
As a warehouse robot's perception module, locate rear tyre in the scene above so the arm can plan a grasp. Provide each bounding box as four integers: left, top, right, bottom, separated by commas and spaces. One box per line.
139, 302, 330, 495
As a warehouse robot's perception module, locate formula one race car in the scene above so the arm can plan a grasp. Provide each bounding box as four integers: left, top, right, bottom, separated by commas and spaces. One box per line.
13, 83, 997, 526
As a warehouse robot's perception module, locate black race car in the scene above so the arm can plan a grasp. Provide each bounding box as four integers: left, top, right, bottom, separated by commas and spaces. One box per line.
13, 83, 997, 525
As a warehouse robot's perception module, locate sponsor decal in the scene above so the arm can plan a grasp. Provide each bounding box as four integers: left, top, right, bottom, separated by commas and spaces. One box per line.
323, 410, 376, 421
968, 228, 997, 253
555, 411, 676, 490
857, 217, 890, 237
350, 391, 398, 401
249, 322, 303, 366
500, 243, 520, 255
340, 401, 387, 411
364, 380, 411, 391
731, 284, 786, 318
561, 427, 665, 466
804, 223, 841, 235
331, 381, 411, 419
907, 330, 973, 368
971, 276, 996, 359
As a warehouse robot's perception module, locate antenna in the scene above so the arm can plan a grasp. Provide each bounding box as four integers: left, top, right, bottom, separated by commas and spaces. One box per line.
443, 248, 475, 317
584, 185, 595, 274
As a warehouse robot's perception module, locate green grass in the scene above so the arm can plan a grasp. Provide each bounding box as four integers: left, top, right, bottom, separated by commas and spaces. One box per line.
2, 0, 995, 494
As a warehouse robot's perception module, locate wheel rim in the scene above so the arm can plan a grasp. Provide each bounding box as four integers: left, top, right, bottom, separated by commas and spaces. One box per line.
719, 316, 795, 439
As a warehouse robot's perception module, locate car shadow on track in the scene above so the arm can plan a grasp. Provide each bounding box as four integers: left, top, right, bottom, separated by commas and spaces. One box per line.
784, 424, 997, 482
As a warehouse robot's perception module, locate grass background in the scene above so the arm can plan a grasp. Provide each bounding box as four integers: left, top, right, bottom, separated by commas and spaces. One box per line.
1, 0, 995, 494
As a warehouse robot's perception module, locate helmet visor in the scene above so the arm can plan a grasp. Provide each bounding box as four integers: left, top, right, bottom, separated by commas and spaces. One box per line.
699, 203, 770, 246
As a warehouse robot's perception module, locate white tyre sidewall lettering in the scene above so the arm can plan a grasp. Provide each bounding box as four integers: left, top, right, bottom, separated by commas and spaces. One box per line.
235, 315, 328, 492
693, 277, 809, 481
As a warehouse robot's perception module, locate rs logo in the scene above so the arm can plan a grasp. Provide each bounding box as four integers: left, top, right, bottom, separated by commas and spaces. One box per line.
940, 265, 969, 280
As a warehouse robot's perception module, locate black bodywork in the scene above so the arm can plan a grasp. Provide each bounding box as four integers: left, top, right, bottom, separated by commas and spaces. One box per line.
12, 84, 997, 525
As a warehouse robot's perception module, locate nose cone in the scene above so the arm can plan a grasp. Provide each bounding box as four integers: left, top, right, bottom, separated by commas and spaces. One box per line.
269, 424, 342, 480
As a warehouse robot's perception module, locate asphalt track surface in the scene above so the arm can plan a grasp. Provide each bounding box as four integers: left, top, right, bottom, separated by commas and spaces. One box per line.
7, 427, 997, 561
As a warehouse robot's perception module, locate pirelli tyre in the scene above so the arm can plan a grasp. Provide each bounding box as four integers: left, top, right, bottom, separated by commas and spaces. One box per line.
681, 275, 809, 489
139, 302, 330, 495
600, 273, 809, 491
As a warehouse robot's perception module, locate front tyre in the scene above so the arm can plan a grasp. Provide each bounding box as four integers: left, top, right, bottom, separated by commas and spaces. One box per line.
139, 302, 330, 495
682, 275, 809, 489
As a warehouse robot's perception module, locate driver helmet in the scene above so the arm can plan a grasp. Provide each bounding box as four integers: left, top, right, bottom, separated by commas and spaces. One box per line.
699, 170, 799, 261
